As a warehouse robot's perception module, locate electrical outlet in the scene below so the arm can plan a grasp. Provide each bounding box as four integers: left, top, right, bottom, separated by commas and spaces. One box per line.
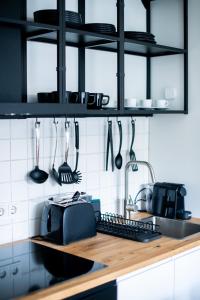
0, 204, 9, 218
9, 205, 17, 217
0, 207, 5, 217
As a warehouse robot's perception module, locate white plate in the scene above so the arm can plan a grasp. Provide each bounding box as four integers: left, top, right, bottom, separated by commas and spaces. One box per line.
125, 106, 169, 110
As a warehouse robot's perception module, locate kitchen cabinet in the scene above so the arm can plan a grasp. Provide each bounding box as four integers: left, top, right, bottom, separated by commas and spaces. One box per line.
174, 247, 200, 300
0, 0, 188, 118
0, 265, 13, 299
66, 281, 117, 300
117, 246, 200, 300
117, 258, 174, 300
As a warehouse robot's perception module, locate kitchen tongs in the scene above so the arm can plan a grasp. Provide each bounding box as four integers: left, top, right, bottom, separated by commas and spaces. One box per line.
106, 120, 114, 171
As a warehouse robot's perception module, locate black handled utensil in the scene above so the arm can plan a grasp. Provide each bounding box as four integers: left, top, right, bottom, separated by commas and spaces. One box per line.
106, 119, 114, 171
129, 119, 138, 172
141, 0, 154, 9
115, 120, 123, 170
72, 121, 82, 184
58, 121, 73, 184
29, 120, 48, 184
51, 119, 61, 185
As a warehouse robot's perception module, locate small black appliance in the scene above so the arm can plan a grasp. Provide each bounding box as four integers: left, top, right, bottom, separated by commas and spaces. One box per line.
40, 201, 96, 245
151, 182, 191, 220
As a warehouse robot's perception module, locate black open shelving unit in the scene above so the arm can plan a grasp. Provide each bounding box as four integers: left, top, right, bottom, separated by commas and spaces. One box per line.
0, 0, 188, 118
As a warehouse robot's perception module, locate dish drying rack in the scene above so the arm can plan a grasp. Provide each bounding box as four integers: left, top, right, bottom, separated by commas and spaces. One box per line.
96, 213, 161, 243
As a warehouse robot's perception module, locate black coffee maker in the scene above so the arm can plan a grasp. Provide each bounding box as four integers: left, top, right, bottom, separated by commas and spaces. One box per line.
151, 182, 191, 220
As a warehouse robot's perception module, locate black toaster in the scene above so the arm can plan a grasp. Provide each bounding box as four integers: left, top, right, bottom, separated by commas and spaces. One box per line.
40, 201, 96, 245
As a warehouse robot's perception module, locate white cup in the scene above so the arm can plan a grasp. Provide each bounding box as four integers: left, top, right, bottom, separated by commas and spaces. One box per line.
124, 98, 137, 108
140, 99, 152, 108
156, 99, 169, 108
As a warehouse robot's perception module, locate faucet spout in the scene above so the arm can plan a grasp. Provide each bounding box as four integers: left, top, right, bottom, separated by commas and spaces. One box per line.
124, 160, 156, 218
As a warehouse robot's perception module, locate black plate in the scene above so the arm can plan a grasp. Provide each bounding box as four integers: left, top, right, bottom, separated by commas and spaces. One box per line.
125, 31, 155, 37
128, 38, 156, 43
80, 23, 116, 34
34, 9, 82, 25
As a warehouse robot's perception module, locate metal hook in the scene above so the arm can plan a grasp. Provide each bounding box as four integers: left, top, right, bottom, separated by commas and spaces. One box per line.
131, 116, 136, 123
53, 117, 58, 125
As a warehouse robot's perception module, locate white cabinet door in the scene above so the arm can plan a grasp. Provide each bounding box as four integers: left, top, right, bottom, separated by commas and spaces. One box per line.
117, 260, 174, 300
174, 248, 200, 300
0, 265, 13, 300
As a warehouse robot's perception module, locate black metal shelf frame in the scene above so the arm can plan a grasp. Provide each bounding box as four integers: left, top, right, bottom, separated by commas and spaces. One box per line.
0, 0, 188, 118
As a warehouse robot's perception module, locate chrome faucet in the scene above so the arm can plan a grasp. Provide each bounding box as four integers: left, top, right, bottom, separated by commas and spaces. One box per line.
124, 160, 156, 218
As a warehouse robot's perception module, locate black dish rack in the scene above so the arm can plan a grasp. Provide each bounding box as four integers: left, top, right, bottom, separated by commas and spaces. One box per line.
96, 213, 161, 243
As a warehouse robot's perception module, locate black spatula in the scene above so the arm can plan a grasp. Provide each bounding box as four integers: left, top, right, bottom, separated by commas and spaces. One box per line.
58, 121, 73, 184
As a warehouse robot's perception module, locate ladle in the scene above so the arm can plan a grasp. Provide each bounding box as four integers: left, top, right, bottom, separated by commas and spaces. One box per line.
29, 120, 48, 184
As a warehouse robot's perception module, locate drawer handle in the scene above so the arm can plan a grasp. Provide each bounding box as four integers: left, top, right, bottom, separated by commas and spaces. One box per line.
0, 270, 6, 279
12, 267, 19, 276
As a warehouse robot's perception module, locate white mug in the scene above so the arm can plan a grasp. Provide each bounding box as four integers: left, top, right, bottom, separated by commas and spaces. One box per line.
140, 99, 152, 108
156, 99, 169, 108
124, 98, 137, 107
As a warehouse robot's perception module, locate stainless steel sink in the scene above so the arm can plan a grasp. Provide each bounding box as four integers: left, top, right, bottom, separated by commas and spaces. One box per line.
141, 216, 200, 239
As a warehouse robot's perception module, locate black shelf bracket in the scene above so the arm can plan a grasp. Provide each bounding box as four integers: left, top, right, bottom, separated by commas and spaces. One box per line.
57, 0, 66, 104
184, 0, 188, 114
78, 0, 86, 92
117, 0, 125, 112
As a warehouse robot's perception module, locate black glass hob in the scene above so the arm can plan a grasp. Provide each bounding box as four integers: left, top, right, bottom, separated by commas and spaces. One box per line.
0, 241, 106, 300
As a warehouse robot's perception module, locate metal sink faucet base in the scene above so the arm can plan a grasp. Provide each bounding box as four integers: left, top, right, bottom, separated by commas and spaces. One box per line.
124, 160, 156, 218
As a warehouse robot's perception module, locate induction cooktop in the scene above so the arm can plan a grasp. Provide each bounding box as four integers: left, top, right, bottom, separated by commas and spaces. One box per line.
0, 241, 106, 300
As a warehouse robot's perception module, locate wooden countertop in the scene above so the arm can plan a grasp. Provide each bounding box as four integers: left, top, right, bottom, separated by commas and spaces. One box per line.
6, 214, 200, 300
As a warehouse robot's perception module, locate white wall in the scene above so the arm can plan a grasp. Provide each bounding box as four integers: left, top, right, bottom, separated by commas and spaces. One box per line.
149, 0, 200, 216
0, 117, 149, 245
0, 0, 149, 244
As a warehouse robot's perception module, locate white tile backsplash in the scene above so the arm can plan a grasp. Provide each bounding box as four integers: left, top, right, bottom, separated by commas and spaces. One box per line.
10, 119, 27, 139
0, 140, 10, 161
0, 161, 11, 183
0, 120, 10, 140
29, 218, 41, 237
0, 224, 12, 245
0, 117, 149, 245
12, 221, 29, 241
11, 139, 27, 161
0, 183, 12, 203
11, 181, 28, 202
11, 160, 28, 182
